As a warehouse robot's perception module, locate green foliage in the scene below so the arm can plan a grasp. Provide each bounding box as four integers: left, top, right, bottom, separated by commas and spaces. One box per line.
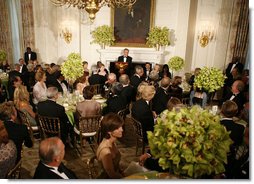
194, 67, 226, 93
168, 56, 184, 71
60, 53, 84, 81
148, 106, 233, 178
91, 25, 115, 46
146, 26, 170, 47
0, 50, 7, 61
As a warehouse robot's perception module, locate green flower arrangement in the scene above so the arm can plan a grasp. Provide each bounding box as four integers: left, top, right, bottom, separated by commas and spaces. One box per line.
194, 67, 226, 93
146, 26, 170, 48
147, 106, 233, 178
0, 50, 7, 62
168, 56, 185, 72
60, 53, 84, 82
91, 25, 115, 48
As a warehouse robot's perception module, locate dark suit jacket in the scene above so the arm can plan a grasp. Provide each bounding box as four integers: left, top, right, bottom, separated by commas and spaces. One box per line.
120, 85, 135, 104
223, 91, 245, 112
37, 100, 70, 143
88, 74, 106, 86
131, 99, 154, 143
102, 95, 127, 115
24, 51, 37, 65
226, 62, 244, 77
33, 161, 77, 179
118, 55, 132, 75
130, 75, 142, 90
152, 87, 170, 115
4, 120, 33, 163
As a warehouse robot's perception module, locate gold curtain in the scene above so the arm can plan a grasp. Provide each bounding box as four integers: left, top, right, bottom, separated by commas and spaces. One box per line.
228, 0, 249, 65
20, 0, 35, 53
0, 0, 13, 65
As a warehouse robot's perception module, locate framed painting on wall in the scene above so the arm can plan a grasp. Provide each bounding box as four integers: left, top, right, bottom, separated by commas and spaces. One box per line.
111, 0, 155, 47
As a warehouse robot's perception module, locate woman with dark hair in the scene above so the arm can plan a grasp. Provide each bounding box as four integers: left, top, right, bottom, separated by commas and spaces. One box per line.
96, 113, 124, 178
159, 64, 172, 79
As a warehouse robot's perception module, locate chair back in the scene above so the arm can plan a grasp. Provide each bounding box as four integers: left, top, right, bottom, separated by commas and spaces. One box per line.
78, 115, 101, 135
87, 155, 101, 179
117, 106, 129, 120
37, 115, 61, 139
131, 117, 143, 139
90, 84, 102, 95
6, 159, 22, 179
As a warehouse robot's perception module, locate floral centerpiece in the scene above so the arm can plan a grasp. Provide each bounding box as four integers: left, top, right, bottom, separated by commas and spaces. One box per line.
146, 26, 170, 50
147, 106, 233, 178
194, 67, 226, 93
60, 53, 84, 83
0, 50, 7, 63
91, 25, 115, 49
168, 56, 184, 76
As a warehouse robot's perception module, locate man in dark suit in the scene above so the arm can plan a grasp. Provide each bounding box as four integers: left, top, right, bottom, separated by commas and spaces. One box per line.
143, 62, 152, 81
117, 48, 132, 76
119, 74, 135, 104
88, 67, 107, 86
130, 65, 144, 90
152, 77, 171, 116
34, 137, 77, 179
19, 58, 29, 87
37, 87, 72, 144
24, 47, 37, 65
225, 56, 244, 77
0, 101, 33, 163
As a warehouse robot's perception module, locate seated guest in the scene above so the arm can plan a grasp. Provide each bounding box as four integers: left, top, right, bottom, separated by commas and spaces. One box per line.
102, 82, 126, 115
148, 70, 160, 90
82, 61, 89, 73
14, 85, 37, 126
130, 65, 144, 90
96, 113, 124, 179
88, 66, 106, 86
98, 63, 109, 77
0, 79, 7, 103
166, 97, 182, 111
188, 68, 202, 105
220, 100, 245, 179
75, 86, 101, 118
119, 74, 135, 105
33, 137, 77, 179
26, 63, 36, 92
0, 120, 17, 178
7, 75, 23, 101
159, 64, 172, 79
33, 70, 47, 105
152, 77, 171, 117
143, 62, 152, 82
37, 87, 72, 144
0, 101, 33, 163
222, 80, 246, 113
192, 87, 208, 108
131, 85, 155, 143
103, 73, 117, 98
168, 76, 183, 100
135, 82, 149, 101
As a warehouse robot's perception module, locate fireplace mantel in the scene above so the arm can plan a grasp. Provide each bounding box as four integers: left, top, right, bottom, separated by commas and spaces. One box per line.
97, 48, 164, 69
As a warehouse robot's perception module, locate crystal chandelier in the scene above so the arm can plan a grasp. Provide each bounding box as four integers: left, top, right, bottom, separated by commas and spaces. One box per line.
49, 0, 137, 21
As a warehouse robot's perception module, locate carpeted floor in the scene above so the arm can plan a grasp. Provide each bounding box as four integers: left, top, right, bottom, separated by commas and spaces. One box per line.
21, 116, 141, 179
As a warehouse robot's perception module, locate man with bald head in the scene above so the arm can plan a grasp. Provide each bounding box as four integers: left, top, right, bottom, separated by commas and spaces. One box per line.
33, 137, 77, 179
152, 77, 171, 117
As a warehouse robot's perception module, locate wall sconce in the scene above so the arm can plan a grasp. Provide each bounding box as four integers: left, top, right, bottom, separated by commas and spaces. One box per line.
60, 28, 72, 44
197, 24, 215, 47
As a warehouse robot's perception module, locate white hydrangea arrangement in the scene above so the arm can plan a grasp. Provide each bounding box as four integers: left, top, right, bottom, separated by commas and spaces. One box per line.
91, 25, 115, 48
194, 67, 226, 93
168, 56, 185, 72
60, 53, 84, 82
146, 26, 170, 48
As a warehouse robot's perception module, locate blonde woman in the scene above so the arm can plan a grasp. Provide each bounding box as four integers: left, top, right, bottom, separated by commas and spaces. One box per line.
131, 85, 156, 143
33, 70, 47, 105
14, 85, 37, 126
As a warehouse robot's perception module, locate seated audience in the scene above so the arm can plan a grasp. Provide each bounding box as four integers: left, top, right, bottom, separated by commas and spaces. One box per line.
192, 87, 208, 108
88, 66, 106, 86
159, 64, 172, 79
96, 113, 124, 179
148, 70, 160, 90
33, 70, 47, 105
33, 137, 77, 179
98, 63, 108, 77
143, 62, 152, 82
119, 74, 135, 104
37, 87, 72, 144
152, 77, 171, 117
14, 85, 37, 126
135, 82, 149, 101
0, 120, 17, 178
130, 65, 144, 90
7, 75, 23, 101
102, 82, 126, 115
82, 61, 89, 73
0, 101, 33, 163
131, 85, 155, 143
75, 86, 101, 118
168, 76, 183, 100
103, 73, 117, 98
0, 79, 7, 103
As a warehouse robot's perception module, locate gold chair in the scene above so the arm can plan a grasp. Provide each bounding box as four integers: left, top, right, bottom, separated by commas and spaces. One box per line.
37, 115, 61, 139
74, 115, 101, 154
18, 110, 40, 142
131, 117, 146, 156
117, 106, 129, 120
90, 84, 102, 95
87, 155, 101, 179
6, 159, 22, 179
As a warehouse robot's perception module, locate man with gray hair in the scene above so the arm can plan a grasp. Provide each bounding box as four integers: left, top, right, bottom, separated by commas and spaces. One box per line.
37, 87, 72, 144
119, 74, 135, 104
130, 65, 144, 90
33, 137, 77, 179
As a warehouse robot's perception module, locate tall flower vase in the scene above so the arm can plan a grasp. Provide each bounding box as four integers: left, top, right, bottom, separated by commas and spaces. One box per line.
155, 44, 160, 51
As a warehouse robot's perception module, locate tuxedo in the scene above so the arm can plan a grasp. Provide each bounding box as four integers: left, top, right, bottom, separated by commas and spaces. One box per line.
120, 85, 135, 104
102, 95, 127, 115
117, 55, 132, 76
37, 100, 71, 144
130, 75, 142, 90
152, 87, 170, 115
88, 74, 106, 86
4, 120, 33, 163
33, 161, 77, 179
24, 51, 37, 65
143, 67, 152, 81
20, 64, 29, 87
222, 91, 245, 112
226, 62, 244, 77
131, 99, 154, 143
